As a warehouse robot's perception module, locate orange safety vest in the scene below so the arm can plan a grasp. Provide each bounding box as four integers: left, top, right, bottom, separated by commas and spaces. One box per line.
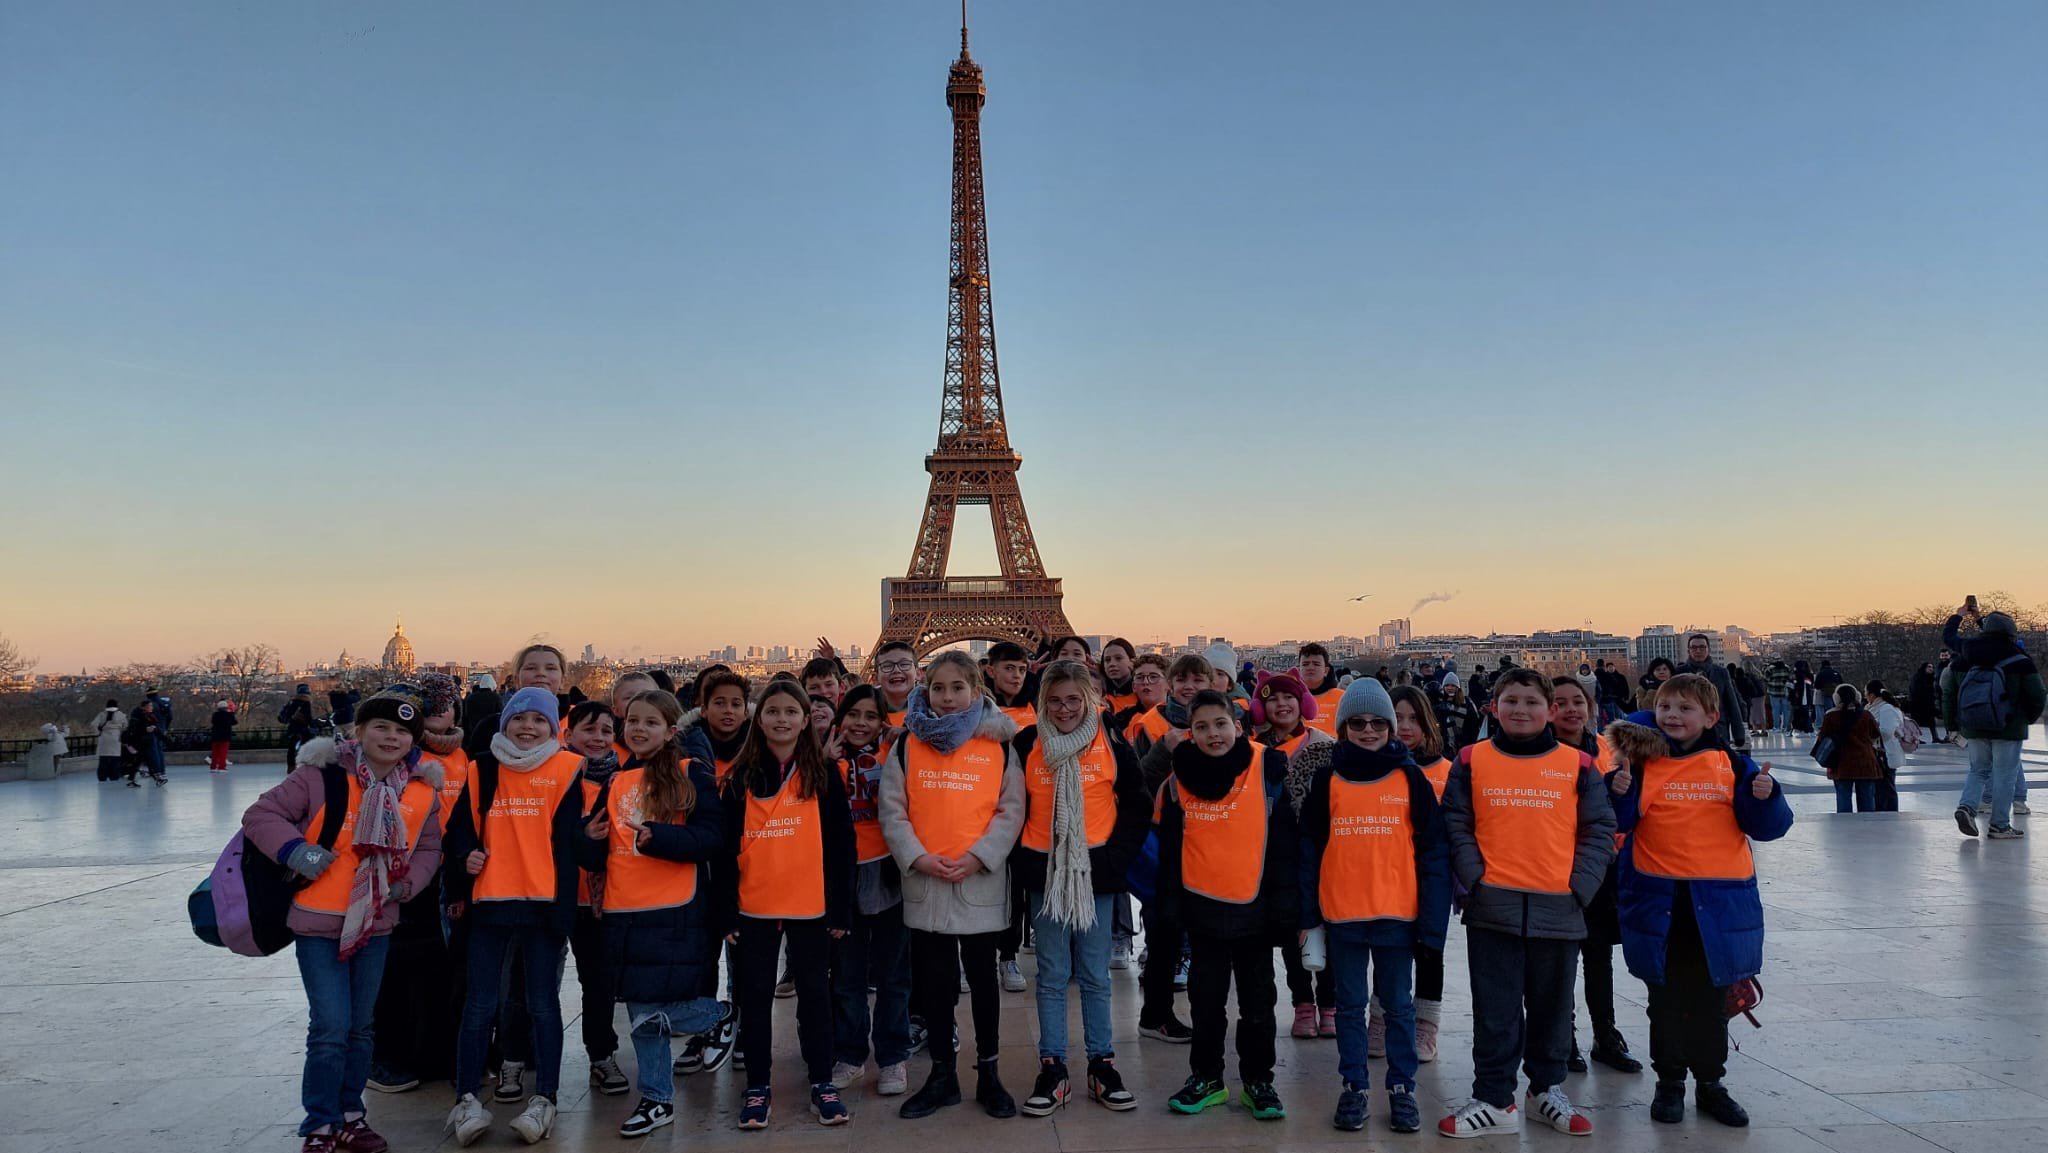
1268, 728, 1312, 759
1468, 742, 1582, 896
600, 767, 700, 913
1631, 750, 1755, 881
1174, 742, 1271, 905
1125, 707, 1172, 749
295, 774, 438, 915
1306, 687, 1345, 737
736, 770, 826, 919
1416, 755, 1450, 800
471, 749, 583, 902
1105, 691, 1138, 717
842, 753, 890, 864
998, 702, 1036, 729
426, 748, 472, 832
1021, 728, 1119, 853
902, 736, 1006, 860
713, 756, 736, 788
1320, 772, 1419, 923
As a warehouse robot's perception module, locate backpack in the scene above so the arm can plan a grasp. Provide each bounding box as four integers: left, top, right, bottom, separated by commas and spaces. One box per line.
1957, 654, 2028, 732
189, 764, 349, 956
1896, 716, 1923, 754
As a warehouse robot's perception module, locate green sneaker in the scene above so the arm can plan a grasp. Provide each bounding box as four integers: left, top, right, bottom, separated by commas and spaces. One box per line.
1168, 1075, 1227, 1115
1241, 1081, 1285, 1121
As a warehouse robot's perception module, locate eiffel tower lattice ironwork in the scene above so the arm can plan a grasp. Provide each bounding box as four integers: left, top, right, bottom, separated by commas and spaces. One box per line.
876, 14, 1073, 659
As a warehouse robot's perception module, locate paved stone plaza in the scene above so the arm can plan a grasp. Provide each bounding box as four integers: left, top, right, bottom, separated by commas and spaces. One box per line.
3, 729, 2045, 1153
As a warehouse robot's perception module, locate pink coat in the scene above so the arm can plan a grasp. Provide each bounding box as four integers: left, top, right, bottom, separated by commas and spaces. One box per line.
241, 755, 444, 940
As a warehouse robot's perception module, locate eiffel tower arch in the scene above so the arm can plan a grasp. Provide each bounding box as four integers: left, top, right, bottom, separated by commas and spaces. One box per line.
876, 14, 1074, 660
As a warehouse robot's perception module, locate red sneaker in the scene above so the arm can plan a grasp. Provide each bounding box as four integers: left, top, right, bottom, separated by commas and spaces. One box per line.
336, 1118, 389, 1153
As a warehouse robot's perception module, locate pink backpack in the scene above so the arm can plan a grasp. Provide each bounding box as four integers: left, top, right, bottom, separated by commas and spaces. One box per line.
188, 764, 347, 956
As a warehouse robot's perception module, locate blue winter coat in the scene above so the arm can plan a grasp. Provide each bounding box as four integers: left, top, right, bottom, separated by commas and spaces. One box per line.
1609, 724, 1793, 988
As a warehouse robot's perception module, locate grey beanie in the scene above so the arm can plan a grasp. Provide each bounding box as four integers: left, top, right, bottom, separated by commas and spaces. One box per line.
1336, 676, 1397, 729
1982, 611, 2018, 636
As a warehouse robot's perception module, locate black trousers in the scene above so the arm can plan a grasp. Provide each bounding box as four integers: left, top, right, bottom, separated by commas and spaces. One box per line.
1414, 942, 1445, 1002
1647, 895, 1729, 1084
1581, 942, 1618, 1038
1138, 902, 1185, 1028
1467, 926, 1577, 1108
910, 929, 1002, 1065
568, 907, 617, 1060
1282, 940, 1335, 1009
371, 887, 456, 1079
1186, 931, 1277, 1083
734, 917, 834, 1087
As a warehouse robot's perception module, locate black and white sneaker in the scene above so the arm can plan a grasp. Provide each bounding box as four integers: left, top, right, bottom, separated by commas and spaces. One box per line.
493, 1060, 526, 1104
589, 1054, 629, 1095
1957, 806, 1981, 837
908, 1017, 928, 1055
698, 1003, 738, 1073
619, 1098, 674, 1139
1139, 1017, 1193, 1044
673, 1035, 705, 1075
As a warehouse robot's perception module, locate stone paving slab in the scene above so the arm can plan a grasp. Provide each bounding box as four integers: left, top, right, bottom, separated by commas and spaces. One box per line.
2, 757, 2044, 1153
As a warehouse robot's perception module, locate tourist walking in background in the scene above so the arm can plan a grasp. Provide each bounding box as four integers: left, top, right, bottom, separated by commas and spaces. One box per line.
1865, 682, 1907, 812
124, 697, 165, 786
1908, 663, 1943, 743
1814, 686, 1884, 813
210, 700, 237, 772
1945, 607, 2046, 840
93, 698, 126, 781
282, 685, 319, 773
1765, 660, 1793, 732
1788, 661, 1819, 733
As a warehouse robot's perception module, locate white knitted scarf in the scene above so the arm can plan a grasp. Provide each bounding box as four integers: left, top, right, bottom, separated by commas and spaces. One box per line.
1039, 710, 1101, 930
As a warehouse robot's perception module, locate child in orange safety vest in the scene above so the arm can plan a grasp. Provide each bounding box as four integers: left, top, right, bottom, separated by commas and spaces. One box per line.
1296, 676, 1450, 1135
825, 685, 915, 1098
1256, 669, 1337, 1041
718, 679, 856, 1130
561, 701, 626, 1096
1388, 684, 1452, 1062
1606, 673, 1792, 1130
1439, 668, 1615, 1141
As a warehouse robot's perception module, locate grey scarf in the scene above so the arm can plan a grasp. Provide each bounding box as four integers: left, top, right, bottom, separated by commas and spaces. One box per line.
1039, 710, 1101, 930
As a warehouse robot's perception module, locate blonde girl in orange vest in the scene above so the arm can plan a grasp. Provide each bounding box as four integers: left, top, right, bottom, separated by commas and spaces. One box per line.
242, 686, 444, 1153
826, 685, 916, 1097
1548, 676, 1644, 1078
442, 687, 588, 1146
719, 679, 857, 1129
1388, 684, 1451, 1062
1010, 660, 1152, 1116
575, 689, 726, 1140
877, 650, 1026, 1121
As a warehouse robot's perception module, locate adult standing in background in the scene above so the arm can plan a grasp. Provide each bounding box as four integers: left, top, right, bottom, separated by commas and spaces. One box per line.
1789, 661, 1818, 733
93, 698, 126, 781
209, 700, 237, 773
1814, 686, 1884, 813
1815, 661, 1844, 706
1679, 635, 1748, 751
1907, 663, 1943, 743
1764, 660, 1793, 733
280, 684, 318, 773
1944, 606, 2046, 840
1864, 682, 1906, 812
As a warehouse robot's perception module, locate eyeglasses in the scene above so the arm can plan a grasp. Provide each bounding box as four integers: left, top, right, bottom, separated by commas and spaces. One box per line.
1132, 673, 1166, 684
876, 660, 916, 674
1343, 716, 1393, 734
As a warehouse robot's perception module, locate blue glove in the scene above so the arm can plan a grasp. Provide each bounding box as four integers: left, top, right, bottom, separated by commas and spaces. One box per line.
284, 842, 336, 881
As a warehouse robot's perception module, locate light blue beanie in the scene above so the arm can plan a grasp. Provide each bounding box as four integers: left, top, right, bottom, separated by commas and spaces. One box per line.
1337, 677, 1396, 729
500, 686, 560, 732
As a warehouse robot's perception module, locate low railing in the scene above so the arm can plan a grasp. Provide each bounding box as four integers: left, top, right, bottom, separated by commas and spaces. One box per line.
0, 725, 308, 762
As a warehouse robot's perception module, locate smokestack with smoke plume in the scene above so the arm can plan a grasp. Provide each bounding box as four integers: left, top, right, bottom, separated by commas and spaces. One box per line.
1409, 590, 1460, 616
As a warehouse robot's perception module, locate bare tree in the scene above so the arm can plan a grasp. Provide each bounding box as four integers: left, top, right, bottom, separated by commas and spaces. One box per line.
203, 644, 281, 715
0, 633, 31, 682
98, 660, 192, 686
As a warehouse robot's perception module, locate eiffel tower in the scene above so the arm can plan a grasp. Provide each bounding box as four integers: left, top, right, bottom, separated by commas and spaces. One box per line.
875, 11, 1074, 659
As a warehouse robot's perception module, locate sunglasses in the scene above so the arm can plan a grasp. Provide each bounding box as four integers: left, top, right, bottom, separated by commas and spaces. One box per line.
1343, 716, 1393, 734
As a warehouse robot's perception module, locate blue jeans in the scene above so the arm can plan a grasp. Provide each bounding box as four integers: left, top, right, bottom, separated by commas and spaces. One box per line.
1327, 925, 1416, 1090
295, 934, 391, 1135
1834, 780, 1877, 813
1770, 696, 1790, 730
832, 901, 913, 1067
1028, 891, 1116, 1061
626, 999, 724, 1104
457, 919, 566, 1099
1959, 738, 2024, 828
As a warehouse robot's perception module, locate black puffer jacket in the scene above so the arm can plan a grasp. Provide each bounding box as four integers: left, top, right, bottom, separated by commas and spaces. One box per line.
576, 760, 726, 1004
1154, 736, 1298, 942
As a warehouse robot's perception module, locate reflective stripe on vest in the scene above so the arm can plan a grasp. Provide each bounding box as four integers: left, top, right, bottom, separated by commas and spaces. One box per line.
1417, 756, 1450, 800
1021, 728, 1118, 853
737, 770, 826, 919
600, 767, 699, 913
472, 749, 583, 902
1320, 773, 1419, 923
295, 775, 437, 915
1306, 688, 1345, 737
903, 736, 1005, 860
428, 749, 471, 833
843, 752, 890, 864
1632, 750, 1755, 882
1176, 743, 1270, 905
1468, 742, 1581, 896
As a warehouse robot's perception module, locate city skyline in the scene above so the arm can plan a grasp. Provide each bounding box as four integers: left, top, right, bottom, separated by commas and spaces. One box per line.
5, 3, 2044, 672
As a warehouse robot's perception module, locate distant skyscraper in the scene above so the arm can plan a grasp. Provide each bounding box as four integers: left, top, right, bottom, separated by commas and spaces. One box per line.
581, 644, 597, 664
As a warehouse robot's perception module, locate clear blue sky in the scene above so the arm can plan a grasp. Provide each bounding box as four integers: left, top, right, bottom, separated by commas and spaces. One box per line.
4, 1, 2045, 670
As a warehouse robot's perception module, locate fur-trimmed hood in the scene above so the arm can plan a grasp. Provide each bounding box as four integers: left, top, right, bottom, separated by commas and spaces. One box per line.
1602, 719, 1668, 771
976, 698, 1020, 743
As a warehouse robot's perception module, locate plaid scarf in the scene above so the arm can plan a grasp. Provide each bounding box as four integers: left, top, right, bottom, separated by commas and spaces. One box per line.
337, 740, 416, 961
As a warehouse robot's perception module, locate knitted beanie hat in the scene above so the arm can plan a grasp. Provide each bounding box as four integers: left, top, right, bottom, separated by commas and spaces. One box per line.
1250, 670, 1316, 728
500, 686, 561, 733
1336, 676, 1397, 729
356, 683, 428, 742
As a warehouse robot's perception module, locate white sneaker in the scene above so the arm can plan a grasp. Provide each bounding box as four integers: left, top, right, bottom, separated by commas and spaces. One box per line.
1109, 944, 1133, 971
509, 1095, 556, 1144
2014, 801, 2032, 815
878, 1062, 909, 1096
1528, 1085, 1593, 1135
1439, 1098, 1520, 1139
445, 1094, 493, 1147
1002, 959, 1027, 992
830, 1061, 864, 1090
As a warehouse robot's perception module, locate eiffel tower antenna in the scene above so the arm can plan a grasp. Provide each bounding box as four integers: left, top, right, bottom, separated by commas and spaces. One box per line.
875, 12, 1074, 660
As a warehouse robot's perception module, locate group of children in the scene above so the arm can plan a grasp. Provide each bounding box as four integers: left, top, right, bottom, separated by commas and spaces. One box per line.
244, 638, 1792, 1152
